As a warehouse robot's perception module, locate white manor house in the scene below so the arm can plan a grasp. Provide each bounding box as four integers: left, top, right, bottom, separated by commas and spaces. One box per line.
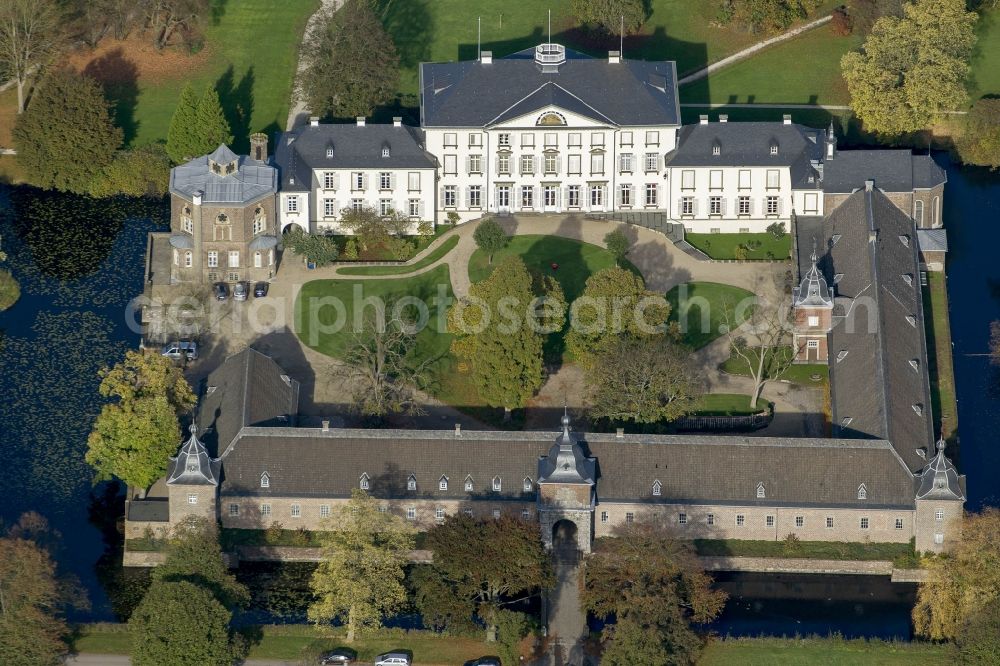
272, 42, 944, 236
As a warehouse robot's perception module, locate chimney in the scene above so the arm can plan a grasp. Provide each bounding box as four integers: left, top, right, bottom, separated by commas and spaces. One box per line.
309, 116, 319, 127
616, 427, 624, 439
719, 114, 728, 123
193, 190, 203, 206
699, 114, 709, 125
783, 114, 792, 125
454, 423, 462, 437
865, 179, 874, 192
249, 132, 268, 162
321, 420, 330, 432
392, 116, 402, 127
356, 117, 366, 127
608, 50, 621, 64
481, 51, 492, 64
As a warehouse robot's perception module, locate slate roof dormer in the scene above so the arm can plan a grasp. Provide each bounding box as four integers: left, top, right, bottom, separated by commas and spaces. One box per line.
167, 424, 220, 486
537, 414, 596, 486
915, 439, 965, 501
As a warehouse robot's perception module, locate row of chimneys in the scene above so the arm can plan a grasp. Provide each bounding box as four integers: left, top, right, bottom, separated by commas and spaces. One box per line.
700, 113, 793, 125
308, 116, 403, 128
317, 420, 628, 439
478, 50, 622, 64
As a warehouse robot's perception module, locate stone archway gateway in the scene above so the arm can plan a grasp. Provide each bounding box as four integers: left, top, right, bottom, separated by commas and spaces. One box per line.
537, 415, 596, 554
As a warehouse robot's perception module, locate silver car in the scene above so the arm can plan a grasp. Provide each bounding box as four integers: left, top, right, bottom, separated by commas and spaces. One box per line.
233, 281, 249, 301
161, 341, 198, 361
374, 654, 410, 666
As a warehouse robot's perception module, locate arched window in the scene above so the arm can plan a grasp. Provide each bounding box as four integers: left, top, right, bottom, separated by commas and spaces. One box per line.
932, 196, 940, 227
756, 482, 766, 499
857, 483, 868, 500
492, 476, 502, 492
536, 111, 566, 126
253, 207, 266, 235
523, 477, 532, 492
914, 199, 924, 226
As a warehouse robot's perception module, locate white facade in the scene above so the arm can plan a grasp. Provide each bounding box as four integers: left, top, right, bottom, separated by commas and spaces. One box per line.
424, 110, 678, 222
278, 166, 435, 235
667, 165, 824, 234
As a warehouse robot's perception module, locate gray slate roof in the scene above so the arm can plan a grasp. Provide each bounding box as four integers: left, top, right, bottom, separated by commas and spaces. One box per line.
420, 47, 680, 128
196, 349, 300, 457
273, 124, 436, 191
127, 500, 169, 522
170, 146, 277, 205
167, 424, 219, 486
217, 426, 917, 509
824, 188, 936, 471
823, 151, 946, 193
917, 228, 948, 253
915, 440, 965, 500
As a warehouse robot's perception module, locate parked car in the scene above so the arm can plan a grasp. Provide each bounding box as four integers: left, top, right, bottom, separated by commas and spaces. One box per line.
319, 647, 356, 665
374, 653, 411, 666
253, 281, 269, 297
467, 659, 501, 666
233, 281, 249, 301
160, 341, 198, 361
213, 282, 229, 300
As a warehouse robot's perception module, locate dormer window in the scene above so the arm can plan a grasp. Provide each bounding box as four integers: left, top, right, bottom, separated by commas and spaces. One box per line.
464, 476, 474, 492
407, 475, 417, 491
382, 145, 390, 158
899, 234, 910, 247
913, 403, 924, 416
492, 476, 502, 492
906, 315, 917, 327
756, 482, 766, 499
523, 477, 533, 492
326, 147, 334, 158
902, 274, 913, 286
652, 480, 662, 496
260, 472, 270, 488
836, 350, 848, 362
833, 273, 844, 284
842, 416, 853, 426
831, 234, 842, 245
712, 140, 721, 156
770, 142, 779, 155
857, 484, 868, 500
360, 473, 370, 490
439, 476, 448, 491
187, 463, 197, 472
909, 359, 920, 371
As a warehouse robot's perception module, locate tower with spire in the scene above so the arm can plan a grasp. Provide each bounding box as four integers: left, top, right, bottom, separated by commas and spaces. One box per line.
791, 241, 834, 362
536, 412, 597, 553
913, 437, 965, 553
166, 424, 220, 525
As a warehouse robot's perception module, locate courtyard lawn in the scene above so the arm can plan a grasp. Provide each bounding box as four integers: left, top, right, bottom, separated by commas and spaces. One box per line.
699, 637, 949, 666
681, 25, 861, 106
720, 346, 828, 387
468, 234, 639, 302
686, 233, 792, 261
294, 264, 453, 362
692, 393, 766, 416
923, 273, 958, 442
63, 0, 317, 148
382, 0, 843, 109
337, 235, 460, 276
666, 281, 755, 349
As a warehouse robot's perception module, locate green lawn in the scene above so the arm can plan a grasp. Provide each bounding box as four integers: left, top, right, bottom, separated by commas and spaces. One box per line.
468, 234, 638, 303
923, 273, 958, 443
295, 264, 453, 361
970, 8, 1000, 100
338, 235, 460, 276
382, 0, 839, 112
71, 624, 494, 664
666, 281, 755, 349
126, 0, 316, 148
681, 26, 861, 106
694, 538, 917, 564
699, 637, 948, 666
692, 393, 767, 416
720, 345, 829, 387
686, 233, 792, 261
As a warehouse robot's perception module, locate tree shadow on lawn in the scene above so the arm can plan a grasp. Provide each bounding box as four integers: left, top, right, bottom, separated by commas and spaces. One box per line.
82, 48, 140, 146
215, 65, 255, 152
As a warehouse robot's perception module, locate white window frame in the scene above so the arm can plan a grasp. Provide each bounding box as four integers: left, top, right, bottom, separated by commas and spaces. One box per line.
619, 184, 632, 207
590, 153, 604, 175
619, 153, 633, 173
444, 155, 457, 175
439, 476, 448, 491
568, 185, 581, 208
567, 154, 581, 175
291, 504, 301, 518
260, 503, 271, 517
187, 494, 198, 504
286, 196, 299, 213
469, 154, 482, 174
492, 476, 502, 492
766, 515, 775, 527
323, 198, 337, 217
320, 505, 330, 518
756, 482, 766, 499
681, 170, 695, 190
323, 172, 336, 189
407, 507, 416, 520
443, 185, 457, 208
407, 475, 417, 491
443, 132, 457, 148
407, 172, 420, 191
260, 472, 270, 488
469, 185, 482, 208
738, 170, 751, 190
736, 514, 745, 526
379, 172, 391, 190
229, 503, 239, 516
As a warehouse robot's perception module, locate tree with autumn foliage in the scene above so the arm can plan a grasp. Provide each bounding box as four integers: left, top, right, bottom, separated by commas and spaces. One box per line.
913, 508, 1000, 641
411, 514, 553, 643
309, 490, 415, 642
583, 522, 727, 665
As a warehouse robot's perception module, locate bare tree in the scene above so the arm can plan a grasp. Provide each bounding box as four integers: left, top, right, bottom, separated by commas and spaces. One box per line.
722, 295, 798, 410
341, 312, 430, 418
142, 0, 208, 50
0, 0, 62, 113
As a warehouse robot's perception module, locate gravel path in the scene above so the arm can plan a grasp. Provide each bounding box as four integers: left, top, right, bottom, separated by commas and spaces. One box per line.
285, 0, 345, 130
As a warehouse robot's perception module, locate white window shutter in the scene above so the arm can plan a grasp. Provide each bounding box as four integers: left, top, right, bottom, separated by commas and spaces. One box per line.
563, 186, 570, 206
516, 186, 522, 206
556, 156, 562, 173
439, 186, 445, 204
676, 198, 683, 214
465, 156, 471, 174
778, 197, 784, 215
693, 199, 699, 216
390, 173, 396, 189
495, 156, 500, 173
418, 200, 424, 217
720, 197, 727, 215
464, 187, 471, 208
749, 198, 755, 216
533, 156, 539, 174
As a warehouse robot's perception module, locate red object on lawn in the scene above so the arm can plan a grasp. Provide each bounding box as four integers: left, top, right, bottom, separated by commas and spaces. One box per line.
551, 262, 559, 270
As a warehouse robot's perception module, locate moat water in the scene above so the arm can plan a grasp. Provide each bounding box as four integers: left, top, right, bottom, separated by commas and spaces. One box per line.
0, 154, 997, 632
